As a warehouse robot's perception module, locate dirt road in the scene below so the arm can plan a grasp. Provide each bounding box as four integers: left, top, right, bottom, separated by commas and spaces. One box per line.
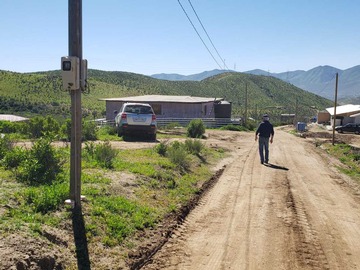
142, 129, 360, 270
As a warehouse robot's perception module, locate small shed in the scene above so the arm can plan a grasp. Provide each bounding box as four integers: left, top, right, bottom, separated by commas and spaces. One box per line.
100, 95, 230, 121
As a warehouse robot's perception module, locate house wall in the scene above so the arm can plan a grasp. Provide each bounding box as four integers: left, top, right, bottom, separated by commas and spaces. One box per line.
105, 101, 215, 121
354, 116, 360, 124
317, 111, 330, 124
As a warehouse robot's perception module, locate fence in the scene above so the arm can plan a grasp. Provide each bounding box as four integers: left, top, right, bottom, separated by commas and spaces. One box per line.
156, 118, 241, 128
95, 118, 241, 128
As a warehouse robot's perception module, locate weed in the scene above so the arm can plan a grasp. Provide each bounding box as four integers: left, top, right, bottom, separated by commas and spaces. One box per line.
154, 141, 168, 156
84, 141, 117, 169
167, 143, 190, 170
20, 182, 69, 213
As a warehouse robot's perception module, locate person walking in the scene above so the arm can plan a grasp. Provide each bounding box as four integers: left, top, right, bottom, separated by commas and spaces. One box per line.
255, 114, 274, 164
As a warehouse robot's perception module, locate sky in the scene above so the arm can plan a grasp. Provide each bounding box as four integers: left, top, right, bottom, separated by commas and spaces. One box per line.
0, 0, 359, 76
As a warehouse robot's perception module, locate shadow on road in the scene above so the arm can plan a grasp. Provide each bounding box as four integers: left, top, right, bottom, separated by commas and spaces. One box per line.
72, 206, 91, 270
264, 163, 289, 171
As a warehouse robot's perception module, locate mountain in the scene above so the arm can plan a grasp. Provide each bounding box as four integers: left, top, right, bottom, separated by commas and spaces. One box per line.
151, 69, 229, 81
0, 69, 332, 123
152, 65, 360, 100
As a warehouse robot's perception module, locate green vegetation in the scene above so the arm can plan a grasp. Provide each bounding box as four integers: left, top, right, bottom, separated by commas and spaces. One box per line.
0, 129, 225, 251
187, 119, 206, 138
325, 143, 360, 180
0, 70, 333, 122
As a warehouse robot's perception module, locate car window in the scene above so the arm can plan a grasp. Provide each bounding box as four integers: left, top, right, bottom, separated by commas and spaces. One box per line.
139, 106, 152, 114
124, 105, 152, 114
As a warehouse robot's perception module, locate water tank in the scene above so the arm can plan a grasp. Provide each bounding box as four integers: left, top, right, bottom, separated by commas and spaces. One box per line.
214, 101, 231, 118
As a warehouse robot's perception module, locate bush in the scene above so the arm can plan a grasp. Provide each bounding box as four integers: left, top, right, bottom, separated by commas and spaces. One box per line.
184, 139, 203, 155
0, 135, 14, 160
167, 142, 190, 170
61, 119, 98, 142
82, 121, 98, 141
187, 119, 205, 138
27, 116, 60, 139
220, 124, 245, 131
0, 121, 17, 133
16, 137, 63, 185
154, 141, 168, 156
84, 141, 117, 169
2, 146, 27, 170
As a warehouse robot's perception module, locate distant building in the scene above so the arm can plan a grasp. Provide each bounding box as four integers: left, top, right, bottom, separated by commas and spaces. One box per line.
324, 104, 360, 126
0, 114, 29, 122
100, 95, 232, 122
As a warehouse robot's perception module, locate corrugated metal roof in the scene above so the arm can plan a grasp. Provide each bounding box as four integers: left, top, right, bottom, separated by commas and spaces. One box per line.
100, 95, 223, 103
0, 114, 29, 122
326, 104, 360, 116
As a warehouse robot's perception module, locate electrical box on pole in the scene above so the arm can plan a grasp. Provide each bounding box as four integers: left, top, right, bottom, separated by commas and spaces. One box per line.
61, 56, 80, 90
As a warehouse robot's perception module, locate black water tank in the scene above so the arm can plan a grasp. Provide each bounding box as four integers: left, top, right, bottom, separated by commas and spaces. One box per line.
214, 101, 231, 118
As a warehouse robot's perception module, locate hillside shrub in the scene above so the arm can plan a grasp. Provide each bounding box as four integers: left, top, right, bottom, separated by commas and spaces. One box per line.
187, 119, 205, 138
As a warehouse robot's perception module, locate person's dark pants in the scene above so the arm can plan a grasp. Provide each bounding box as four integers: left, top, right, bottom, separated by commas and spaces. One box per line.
258, 136, 270, 163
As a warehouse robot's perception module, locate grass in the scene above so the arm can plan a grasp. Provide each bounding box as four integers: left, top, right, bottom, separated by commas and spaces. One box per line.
324, 143, 360, 180
0, 137, 225, 255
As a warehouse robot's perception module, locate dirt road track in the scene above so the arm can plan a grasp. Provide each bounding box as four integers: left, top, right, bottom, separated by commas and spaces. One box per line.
142, 129, 360, 270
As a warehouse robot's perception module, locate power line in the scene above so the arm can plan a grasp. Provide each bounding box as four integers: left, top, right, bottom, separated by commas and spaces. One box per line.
187, 0, 229, 70
177, 0, 223, 70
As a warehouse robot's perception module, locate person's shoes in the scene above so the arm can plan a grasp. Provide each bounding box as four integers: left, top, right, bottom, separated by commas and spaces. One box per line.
261, 161, 264, 164
265, 159, 269, 164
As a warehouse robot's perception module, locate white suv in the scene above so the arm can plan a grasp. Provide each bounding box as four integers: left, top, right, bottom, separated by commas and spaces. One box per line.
115, 103, 157, 140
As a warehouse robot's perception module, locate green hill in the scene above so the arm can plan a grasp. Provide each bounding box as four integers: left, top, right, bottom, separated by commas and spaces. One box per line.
0, 69, 333, 121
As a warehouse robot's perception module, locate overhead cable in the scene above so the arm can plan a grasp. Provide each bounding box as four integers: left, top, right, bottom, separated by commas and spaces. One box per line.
177, 0, 223, 70
187, 0, 229, 70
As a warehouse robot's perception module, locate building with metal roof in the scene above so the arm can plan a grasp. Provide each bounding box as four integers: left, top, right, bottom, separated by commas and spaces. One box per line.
325, 104, 360, 126
100, 95, 231, 123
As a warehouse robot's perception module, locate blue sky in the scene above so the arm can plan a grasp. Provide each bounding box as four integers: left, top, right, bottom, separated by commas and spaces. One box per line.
1, 0, 359, 75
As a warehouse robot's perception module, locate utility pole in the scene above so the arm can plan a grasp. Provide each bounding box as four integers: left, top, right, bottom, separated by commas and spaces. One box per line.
69, 0, 82, 208
244, 83, 248, 126
332, 73, 339, 146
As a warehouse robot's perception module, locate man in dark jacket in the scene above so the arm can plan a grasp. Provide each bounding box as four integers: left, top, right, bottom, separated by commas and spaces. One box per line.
255, 114, 274, 164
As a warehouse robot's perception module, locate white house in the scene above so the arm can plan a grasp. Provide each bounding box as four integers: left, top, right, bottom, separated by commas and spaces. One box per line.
325, 104, 360, 126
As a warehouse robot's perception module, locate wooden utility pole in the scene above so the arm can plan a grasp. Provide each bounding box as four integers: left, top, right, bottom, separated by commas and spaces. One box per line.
244, 83, 248, 125
69, 0, 82, 208
332, 73, 339, 146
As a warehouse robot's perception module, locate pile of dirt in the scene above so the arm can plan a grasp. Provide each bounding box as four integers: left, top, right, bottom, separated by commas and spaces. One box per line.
0, 233, 74, 270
